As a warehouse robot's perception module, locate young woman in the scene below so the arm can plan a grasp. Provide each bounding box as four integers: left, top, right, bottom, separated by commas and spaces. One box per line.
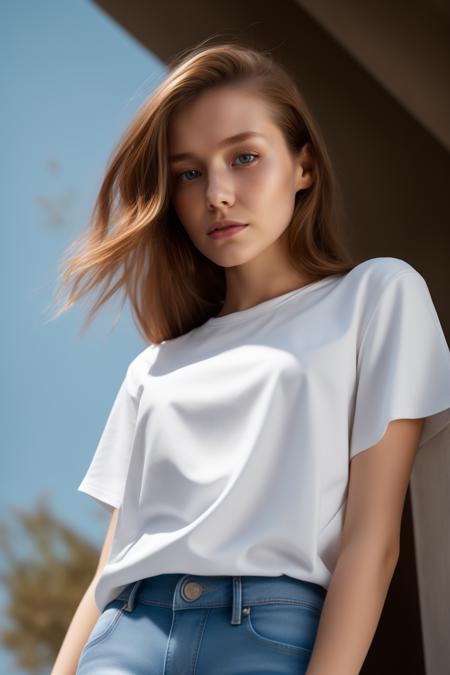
50, 41, 450, 675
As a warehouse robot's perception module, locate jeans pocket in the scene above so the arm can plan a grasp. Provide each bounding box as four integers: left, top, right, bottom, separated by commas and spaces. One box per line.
83, 599, 126, 651
243, 601, 321, 655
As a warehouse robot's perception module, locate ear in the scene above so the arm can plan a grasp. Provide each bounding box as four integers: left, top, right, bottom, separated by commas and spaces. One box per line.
294, 141, 314, 192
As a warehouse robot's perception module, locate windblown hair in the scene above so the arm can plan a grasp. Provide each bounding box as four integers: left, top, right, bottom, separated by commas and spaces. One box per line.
51, 38, 357, 344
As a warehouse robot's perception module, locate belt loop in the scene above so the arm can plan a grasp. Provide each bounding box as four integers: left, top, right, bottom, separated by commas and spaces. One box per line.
230, 576, 242, 625
122, 579, 144, 613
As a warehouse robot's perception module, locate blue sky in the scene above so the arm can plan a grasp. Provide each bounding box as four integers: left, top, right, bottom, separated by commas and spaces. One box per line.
1, 1, 165, 671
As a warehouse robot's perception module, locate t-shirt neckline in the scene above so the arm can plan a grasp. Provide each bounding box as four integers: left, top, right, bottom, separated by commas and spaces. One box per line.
205, 274, 341, 326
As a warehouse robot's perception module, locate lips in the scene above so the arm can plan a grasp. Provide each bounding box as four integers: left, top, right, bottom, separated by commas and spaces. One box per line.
207, 220, 247, 234
208, 224, 248, 239
213, 224, 237, 232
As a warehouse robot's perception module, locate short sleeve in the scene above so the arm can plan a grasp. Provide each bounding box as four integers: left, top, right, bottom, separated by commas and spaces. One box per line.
349, 270, 450, 460
77, 363, 139, 513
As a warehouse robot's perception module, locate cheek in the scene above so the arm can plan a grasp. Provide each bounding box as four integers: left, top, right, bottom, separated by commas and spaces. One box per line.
248, 163, 297, 236
246, 160, 293, 200
171, 188, 200, 231
172, 187, 190, 215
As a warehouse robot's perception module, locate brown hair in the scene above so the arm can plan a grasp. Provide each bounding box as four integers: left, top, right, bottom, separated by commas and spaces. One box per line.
50, 38, 357, 344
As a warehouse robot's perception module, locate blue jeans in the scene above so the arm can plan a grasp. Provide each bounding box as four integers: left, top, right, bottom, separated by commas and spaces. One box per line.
76, 573, 327, 674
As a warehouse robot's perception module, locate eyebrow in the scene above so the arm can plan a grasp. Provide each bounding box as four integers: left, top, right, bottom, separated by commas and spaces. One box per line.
169, 131, 267, 162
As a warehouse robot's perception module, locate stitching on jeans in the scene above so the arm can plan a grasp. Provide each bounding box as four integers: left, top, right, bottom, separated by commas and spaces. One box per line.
192, 609, 210, 675
246, 607, 313, 655
162, 607, 177, 674
115, 597, 322, 614
83, 605, 125, 651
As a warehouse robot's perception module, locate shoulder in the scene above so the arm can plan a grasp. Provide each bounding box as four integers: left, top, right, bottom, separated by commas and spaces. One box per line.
342, 256, 425, 303
124, 343, 160, 397
337, 257, 431, 343
348, 256, 420, 286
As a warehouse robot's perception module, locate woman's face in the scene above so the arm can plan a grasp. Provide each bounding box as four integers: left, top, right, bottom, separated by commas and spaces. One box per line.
168, 84, 313, 269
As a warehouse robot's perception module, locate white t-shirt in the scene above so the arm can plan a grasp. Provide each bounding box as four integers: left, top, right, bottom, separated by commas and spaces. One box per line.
78, 256, 450, 612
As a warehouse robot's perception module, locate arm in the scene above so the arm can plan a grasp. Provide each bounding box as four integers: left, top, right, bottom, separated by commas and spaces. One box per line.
50, 507, 119, 675
306, 417, 425, 675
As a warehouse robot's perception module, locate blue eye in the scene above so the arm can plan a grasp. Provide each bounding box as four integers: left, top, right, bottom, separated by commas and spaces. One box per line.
174, 152, 259, 183
177, 169, 199, 183
234, 152, 258, 166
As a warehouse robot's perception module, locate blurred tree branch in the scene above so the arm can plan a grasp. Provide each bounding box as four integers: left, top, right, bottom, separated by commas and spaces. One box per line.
0, 494, 99, 673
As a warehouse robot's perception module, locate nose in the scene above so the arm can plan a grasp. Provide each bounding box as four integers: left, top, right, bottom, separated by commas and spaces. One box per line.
206, 169, 235, 209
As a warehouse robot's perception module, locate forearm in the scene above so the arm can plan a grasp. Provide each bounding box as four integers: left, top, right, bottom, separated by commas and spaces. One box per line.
306, 540, 399, 675
50, 577, 101, 675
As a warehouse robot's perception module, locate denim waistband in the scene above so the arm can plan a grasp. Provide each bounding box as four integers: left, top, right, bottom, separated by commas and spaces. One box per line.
115, 574, 327, 626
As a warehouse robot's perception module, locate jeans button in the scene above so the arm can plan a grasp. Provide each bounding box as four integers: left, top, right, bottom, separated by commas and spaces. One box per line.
181, 581, 204, 601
